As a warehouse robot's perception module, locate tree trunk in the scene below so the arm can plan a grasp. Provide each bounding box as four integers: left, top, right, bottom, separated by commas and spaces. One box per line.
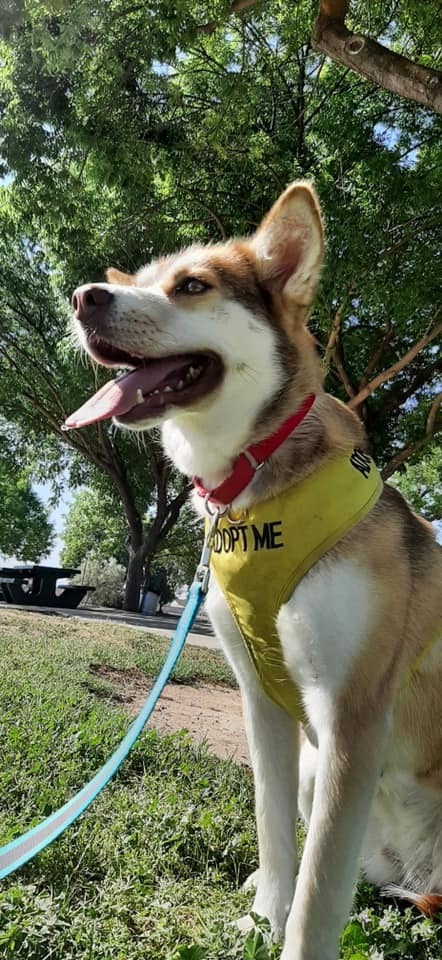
122, 449, 192, 611
142, 556, 153, 595
124, 545, 145, 611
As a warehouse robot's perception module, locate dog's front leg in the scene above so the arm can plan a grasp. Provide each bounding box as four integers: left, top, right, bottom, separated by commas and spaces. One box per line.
241, 683, 299, 938
277, 562, 391, 960
206, 577, 298, 939
281, 716, 386, 960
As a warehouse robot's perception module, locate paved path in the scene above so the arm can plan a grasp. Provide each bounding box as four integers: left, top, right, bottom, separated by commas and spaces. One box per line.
0, 600, 221, 650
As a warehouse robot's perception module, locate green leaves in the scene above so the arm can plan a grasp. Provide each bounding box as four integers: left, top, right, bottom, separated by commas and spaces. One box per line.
0, 0, 441, 595
393, 446, 442, 522
60, 488, 129, 568
340, 920, 370, 953
243, 929, 272, 960
0, 426, 53, 560
175, 946, 206, 960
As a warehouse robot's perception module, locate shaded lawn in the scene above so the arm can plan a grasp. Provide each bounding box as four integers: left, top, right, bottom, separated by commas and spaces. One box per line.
0, 609, 440, 959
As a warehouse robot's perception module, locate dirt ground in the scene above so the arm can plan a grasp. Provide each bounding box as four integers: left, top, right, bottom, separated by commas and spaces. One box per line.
90, 663, 250, 765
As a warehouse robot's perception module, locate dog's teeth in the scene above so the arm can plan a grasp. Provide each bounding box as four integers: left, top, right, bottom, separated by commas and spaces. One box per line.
136, 389, 144, 405
176, 380, 184, 390
164, 385, 173, 393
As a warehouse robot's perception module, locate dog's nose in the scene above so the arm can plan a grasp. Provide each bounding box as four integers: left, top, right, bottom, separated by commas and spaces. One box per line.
72, 285, 114, 323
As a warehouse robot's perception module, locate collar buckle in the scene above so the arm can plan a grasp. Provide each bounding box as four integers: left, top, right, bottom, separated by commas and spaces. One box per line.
242, 449, 264, 472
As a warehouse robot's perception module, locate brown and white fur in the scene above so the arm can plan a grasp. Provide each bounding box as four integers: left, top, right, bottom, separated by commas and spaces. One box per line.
71, 183, 442, 960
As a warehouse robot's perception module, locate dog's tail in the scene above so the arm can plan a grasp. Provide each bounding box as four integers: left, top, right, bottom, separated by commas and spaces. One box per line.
383, 885, 442, 916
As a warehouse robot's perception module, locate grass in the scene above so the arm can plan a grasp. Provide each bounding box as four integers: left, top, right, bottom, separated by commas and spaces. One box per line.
0, 608, 441, 959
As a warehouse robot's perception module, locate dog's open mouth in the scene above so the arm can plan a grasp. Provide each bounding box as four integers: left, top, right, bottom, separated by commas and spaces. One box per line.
64, 336, 223, 429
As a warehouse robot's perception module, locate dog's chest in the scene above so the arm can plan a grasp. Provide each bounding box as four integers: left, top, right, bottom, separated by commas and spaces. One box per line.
208, 450, 382, 722
276, 559, 375, 733
207, 556, 375, 736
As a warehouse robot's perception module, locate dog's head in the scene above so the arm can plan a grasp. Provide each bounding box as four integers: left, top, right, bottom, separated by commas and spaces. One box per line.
66, 182, 324, 453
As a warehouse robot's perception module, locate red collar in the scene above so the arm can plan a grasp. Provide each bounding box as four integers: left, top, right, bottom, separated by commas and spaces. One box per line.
193, 394, 315, 507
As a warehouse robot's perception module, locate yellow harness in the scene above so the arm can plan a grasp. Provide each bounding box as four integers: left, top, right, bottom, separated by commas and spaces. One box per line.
209, 449, 383, 720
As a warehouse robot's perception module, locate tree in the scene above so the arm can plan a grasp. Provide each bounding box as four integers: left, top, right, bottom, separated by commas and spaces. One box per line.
60, 488, 129, 568
393, 446, 442, 523
0, 424, 53, 560
312, 1, 442, 113
147, 504, 204, 591
61, 488, 203, 592
0, 218, 192, 609
74, 555, 127, 608
198, 1, 442, 112
0, 0, 440, 596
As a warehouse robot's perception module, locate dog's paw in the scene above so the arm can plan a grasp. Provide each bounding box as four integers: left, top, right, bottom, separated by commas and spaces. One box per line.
236, 908, 284, 944
235, 913, 257, 934
241, 869, 293, 942
251, 890, 290, 942
242, 868, 260, 893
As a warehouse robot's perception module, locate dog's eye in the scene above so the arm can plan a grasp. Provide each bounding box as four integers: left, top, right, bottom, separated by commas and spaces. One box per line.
176, 277, 211, 295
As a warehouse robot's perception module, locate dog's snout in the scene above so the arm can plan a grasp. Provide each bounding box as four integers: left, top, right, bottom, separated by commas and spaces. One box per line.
72, 284, 114, 323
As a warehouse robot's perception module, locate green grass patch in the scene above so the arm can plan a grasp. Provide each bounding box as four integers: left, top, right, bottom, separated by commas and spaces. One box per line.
0, 610, 441, 959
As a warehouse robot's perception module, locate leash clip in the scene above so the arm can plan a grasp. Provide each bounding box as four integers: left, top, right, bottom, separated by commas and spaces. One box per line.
195, 502, 224, 594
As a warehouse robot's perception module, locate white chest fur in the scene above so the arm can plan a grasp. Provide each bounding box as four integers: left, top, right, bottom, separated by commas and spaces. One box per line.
277, 558, 377, 735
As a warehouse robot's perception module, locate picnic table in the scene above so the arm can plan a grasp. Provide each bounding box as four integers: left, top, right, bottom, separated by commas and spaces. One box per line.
0, 565, 95, 609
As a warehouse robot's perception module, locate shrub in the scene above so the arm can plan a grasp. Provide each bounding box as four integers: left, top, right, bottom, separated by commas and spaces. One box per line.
73, 555, 126, 608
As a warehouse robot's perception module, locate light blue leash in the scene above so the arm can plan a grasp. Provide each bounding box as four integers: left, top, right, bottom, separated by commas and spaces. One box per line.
0, 509, 222, 881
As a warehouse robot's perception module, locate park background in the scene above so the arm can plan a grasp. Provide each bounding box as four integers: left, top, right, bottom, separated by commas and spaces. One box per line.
1, 0, 441, 611
0, 4, 442, 959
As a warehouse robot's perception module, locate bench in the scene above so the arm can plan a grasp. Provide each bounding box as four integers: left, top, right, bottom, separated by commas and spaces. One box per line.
0, 566, 95, 609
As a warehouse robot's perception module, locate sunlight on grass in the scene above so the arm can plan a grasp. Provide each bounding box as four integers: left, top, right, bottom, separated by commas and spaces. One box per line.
0, 610, 440, 958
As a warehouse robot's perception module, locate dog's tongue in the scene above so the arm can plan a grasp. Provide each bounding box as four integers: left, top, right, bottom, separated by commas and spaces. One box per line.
63, 357, 189, 429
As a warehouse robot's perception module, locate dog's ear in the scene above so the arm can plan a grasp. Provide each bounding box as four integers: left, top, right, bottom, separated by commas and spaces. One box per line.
105, 267, 134, 285
251, 182, 324, 307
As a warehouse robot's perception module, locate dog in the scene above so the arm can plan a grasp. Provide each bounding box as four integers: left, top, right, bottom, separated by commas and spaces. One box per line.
66, 182, 442, 960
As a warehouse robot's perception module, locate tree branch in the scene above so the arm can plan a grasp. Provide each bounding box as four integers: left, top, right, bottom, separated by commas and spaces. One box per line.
381, 357, 442, 417
0, 341, 145, 549
159, 483, 193, 543
426, 390, 442, 437
382, 392, 442, 479
348, 314, 442, 412
198, 0, 260, 36
382, 436, 430, 480
312, 1, 442, 113
323, 302, 344, 373
2, 333, 66, 416
378, 217, 442, 260
358, 318, 392, 390
323, 290, 357, 399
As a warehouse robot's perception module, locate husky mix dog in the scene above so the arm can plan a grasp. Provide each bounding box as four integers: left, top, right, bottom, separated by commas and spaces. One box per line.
66, 182, 442, 960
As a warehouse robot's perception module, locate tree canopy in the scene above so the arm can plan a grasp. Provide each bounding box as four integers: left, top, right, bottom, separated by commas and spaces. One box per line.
61, 487, 202, 592
0, 1, 440, 603
0, 204, 192, 607
0, 423, 53, 560
60, 487, 129, 568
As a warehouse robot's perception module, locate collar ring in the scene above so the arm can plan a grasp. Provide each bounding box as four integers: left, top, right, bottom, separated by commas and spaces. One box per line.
204, 493, 228, 518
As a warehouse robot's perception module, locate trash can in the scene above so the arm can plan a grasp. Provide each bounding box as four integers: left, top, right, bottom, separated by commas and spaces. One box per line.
141, 590, 160, 615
